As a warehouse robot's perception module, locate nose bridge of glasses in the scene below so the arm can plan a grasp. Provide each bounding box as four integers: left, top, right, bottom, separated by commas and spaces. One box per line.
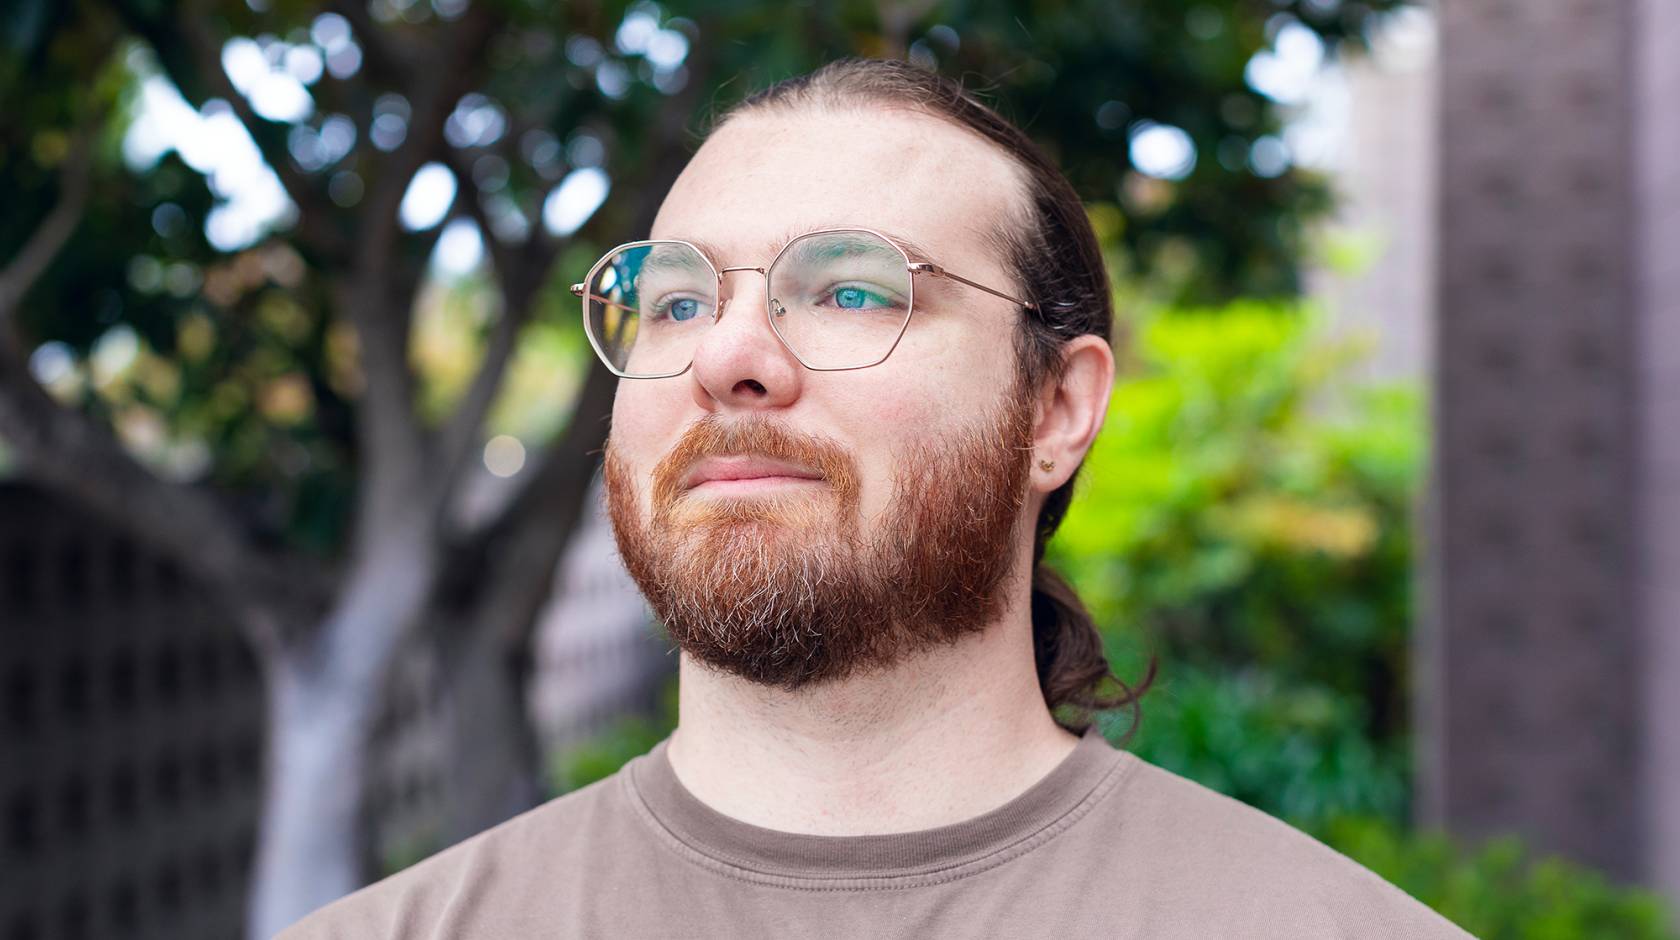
713, 265, 770, 322
690, 263, 795, 374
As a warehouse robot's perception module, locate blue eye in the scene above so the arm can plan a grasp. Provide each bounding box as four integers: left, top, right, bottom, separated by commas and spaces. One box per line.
833, 286, 887, 310
667, 297, 701, 321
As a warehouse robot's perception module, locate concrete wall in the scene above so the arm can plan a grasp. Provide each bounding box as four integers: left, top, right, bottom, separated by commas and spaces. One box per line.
1425, 0, 1677, 902
1635, 0, 1680, 906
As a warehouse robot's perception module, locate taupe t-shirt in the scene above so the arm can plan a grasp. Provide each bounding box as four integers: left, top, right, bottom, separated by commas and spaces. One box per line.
280, 726, 1475, 939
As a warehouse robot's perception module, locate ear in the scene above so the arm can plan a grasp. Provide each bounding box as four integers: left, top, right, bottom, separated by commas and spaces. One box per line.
1030, 335, 1114, 496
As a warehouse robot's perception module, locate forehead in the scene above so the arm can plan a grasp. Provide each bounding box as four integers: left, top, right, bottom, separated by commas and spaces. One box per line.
650, 106, 1026, 268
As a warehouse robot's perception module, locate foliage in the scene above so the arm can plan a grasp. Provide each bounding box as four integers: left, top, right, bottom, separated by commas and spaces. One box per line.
1051, 301, 1424, 744
1101, 664, 1408, 827
547, 679, 677, 796
1321, 816, 1679, 940
378, 826, 445, 880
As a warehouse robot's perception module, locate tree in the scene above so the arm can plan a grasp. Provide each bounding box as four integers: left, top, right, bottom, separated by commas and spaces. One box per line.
0, 0, 1408, 934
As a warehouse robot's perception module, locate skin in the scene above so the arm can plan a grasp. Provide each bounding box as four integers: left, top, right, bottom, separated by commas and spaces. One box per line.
609, 104, 1116, 835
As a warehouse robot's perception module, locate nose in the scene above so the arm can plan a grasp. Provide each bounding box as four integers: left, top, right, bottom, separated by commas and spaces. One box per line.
687, 269, 804, 412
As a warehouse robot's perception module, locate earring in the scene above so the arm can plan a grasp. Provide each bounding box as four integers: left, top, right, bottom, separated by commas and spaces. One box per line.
1037, 459, 1055, 472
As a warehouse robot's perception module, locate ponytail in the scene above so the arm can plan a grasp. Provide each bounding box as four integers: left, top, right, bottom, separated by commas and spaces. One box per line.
1030, 563, 1156, 740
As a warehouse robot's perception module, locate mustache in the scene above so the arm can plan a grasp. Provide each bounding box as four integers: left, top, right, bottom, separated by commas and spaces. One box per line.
649, 414, 861, 511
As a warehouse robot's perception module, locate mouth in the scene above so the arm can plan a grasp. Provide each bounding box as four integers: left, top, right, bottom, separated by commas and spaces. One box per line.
681, 455, 826, 494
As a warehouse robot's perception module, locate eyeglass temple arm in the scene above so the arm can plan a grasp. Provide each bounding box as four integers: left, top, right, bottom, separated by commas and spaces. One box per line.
906, 263, 1038, 311
570, 284, 631, 309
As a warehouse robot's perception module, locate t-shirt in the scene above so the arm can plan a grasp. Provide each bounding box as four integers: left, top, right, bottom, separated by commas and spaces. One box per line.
279, 725, 1477, 939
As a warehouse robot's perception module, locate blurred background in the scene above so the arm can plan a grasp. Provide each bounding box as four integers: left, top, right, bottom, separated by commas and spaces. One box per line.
2, 0, 1677, 937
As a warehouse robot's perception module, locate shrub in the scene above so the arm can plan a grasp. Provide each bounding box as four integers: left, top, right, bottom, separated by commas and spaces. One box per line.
547, 682, 677, 796
1321, 815, 1678, 940
1052, 301, 1423, 744
1102, 664, 1409, 827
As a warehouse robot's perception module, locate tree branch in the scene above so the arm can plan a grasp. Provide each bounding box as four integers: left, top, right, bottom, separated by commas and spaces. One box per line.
441, 146, 530, 295
875, 0, 940, 58
352, 4, 494, 278
0, 120, 330, 656
168, 7, 351, 260
428, 151, 565, 509
427, 280, 534, 511
332, 7, 496, 508
0, 121, 97, 321
335, 186, 469, 537
451, 354, 616, 650
330, 0, 415, 79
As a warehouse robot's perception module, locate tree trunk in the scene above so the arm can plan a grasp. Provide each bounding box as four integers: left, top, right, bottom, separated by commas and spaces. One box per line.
247, 534, 437, 938
437, 618, 544, 843
249, 658, 378, 938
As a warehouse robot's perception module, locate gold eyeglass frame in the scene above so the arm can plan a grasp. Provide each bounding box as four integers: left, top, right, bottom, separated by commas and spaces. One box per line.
568, 227, 1038, 379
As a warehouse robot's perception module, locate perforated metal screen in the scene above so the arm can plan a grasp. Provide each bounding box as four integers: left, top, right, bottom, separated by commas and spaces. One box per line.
1, 484, 264, 940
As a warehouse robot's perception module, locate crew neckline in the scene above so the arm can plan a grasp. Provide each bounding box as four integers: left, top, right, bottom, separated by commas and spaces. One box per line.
622, 725, 1133, 886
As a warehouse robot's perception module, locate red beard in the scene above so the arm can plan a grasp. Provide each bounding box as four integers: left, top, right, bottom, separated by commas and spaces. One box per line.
604, 387, 1036, 690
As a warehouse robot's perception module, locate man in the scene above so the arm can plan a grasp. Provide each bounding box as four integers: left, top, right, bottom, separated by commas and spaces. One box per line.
282, 58, 1474, 939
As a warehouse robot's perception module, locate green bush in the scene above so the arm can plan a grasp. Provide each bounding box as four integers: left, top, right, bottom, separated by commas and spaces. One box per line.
547, 682, 678, 796
1051, 301, 1423, 744
1102, 665, 1408, 827
1320, 816, 1678, 940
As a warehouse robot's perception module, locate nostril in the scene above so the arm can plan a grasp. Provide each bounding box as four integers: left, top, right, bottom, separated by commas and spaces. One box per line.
734, 379, 767, 396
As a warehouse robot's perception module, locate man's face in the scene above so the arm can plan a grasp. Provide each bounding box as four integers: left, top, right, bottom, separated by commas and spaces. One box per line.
603, 105, 1041, 688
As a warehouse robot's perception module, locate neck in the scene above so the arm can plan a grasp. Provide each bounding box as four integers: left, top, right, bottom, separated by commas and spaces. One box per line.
662, 580, 1081, 836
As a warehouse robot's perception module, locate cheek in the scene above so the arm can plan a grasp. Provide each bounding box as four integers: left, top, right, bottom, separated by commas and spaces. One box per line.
816, 376, 947, 519
608, 386, 682, 504
868, 394, 934, 434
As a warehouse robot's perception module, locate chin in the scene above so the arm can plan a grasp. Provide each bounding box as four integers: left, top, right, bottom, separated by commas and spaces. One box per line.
662, 490, 844, 532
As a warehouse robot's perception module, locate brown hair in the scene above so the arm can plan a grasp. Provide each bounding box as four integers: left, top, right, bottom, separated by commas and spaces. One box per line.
715, 57, 1155, 738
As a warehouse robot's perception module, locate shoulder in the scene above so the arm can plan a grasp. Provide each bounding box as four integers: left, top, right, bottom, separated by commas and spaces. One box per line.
276, 770, 628, 940
1099, 751, 1476, 939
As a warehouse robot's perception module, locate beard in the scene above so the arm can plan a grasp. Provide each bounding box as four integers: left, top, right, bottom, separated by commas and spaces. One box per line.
603, 385, 1036, 691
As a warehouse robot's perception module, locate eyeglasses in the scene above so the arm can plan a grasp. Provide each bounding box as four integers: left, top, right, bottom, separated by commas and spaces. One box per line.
568, 227, 1037, 379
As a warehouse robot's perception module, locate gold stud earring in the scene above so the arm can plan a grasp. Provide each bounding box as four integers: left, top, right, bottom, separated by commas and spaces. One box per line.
1037, 459, 1056, 472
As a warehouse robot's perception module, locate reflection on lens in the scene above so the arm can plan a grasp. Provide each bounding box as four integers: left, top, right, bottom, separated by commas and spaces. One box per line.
584, 241, 716, 376
582, 231, 916, 376
768, 230, 913, 370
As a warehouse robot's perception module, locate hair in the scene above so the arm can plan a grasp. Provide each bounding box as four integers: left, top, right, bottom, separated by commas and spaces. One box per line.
713, 57, 1156, 739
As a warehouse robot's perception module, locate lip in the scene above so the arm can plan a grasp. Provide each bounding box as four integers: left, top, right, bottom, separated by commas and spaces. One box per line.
682, 455, 825, 491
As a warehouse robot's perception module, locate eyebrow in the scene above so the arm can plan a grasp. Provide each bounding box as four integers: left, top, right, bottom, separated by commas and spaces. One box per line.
638, 243, 711, 275
672, 226, 939, 269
